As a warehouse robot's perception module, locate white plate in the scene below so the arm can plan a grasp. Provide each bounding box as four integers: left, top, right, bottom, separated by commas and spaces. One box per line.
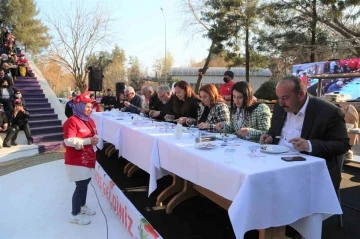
196, 142, 217, 150
214, 133, 237, 140
260, 144, 290, 154
349, 128, 360, 133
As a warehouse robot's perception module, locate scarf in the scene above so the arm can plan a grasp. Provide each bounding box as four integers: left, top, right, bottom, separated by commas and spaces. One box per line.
72, 102, 90, 122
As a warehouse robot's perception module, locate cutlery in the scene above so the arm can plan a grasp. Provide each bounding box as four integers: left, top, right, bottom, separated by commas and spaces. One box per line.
275, 136, 288, 142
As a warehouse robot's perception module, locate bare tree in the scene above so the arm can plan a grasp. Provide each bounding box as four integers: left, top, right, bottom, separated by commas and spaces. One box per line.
103, 61, 127, 92
44, 1, 113, 92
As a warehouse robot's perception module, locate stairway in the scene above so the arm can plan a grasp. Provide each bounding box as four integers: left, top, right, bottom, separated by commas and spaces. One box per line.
13, 77, 64, 153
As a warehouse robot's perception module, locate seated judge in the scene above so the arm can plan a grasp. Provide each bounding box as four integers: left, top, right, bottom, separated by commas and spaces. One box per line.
216, 81, 271, 142
170, 80, 200, 123
114, 92, 126, 110
149, 85, 175, 121
140, 86, 161, 115
121, 86, 143, 114
182, 84, 230, 132
260, 75, 350, 192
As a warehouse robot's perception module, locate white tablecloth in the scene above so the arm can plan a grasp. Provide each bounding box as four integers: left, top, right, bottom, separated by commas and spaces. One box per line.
91, 112, 169, 195
156, 137, 342, 239
92, 112, 342, 239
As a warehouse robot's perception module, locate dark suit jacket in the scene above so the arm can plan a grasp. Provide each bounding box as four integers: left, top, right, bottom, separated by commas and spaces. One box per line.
268, 95, 350, 190
124, 94, 143, 114
157, 94, 175, 121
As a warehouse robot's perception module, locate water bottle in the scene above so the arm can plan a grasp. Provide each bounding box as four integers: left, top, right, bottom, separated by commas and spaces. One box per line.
174, 123, 183, 139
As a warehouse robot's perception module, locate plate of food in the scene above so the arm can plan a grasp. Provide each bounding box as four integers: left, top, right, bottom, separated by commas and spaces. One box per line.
196, 142, 217, 149
214, 133, 237, 140
260, 144, 290, 154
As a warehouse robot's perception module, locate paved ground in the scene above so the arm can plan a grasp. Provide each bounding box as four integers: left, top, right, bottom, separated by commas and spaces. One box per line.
0, 149, 64, 177
2, 148, 360, 238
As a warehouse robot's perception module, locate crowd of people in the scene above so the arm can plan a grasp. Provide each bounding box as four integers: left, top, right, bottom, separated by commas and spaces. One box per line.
62, 72, 351, 239
0, 27, 34, 148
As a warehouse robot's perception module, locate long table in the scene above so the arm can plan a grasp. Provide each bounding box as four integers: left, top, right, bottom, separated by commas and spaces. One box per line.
92, 112, 342, 239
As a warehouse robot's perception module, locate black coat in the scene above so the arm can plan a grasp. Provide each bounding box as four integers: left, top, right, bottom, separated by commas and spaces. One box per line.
65, 100, 74, 118
268, 95, 350, 190
11, 107, 30, 126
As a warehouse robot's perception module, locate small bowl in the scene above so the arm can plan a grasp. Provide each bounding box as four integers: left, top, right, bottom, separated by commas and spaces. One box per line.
346, 123, 354, 129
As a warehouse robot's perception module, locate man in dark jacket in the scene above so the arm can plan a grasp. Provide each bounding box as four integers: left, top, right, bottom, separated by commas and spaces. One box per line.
0, 103, 16, 147
140, 85, 161, 115
100, 89, 116, 111
149, 85, 175, 121
65, 92, 78, 118
260, 76, 349, 191
11, 99, 33, 145
122, 86, 143, 114
260, 76, 350, 239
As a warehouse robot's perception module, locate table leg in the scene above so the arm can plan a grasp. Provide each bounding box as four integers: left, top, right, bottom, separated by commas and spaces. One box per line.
166, 180, 199, 214
192, 184, 231, 210
124, 162, 133, 174
104, 144, 115, 157
107, 145, 117, 157
156, 174, 184, 206
258, 227, 287, 239
127, 165, 139, 177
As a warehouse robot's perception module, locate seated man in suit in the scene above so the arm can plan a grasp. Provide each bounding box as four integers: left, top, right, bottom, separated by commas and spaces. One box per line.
260, 76, 350, 239
260, 75, 349, 191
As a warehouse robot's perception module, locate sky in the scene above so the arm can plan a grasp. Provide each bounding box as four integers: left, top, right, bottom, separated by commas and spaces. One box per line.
35, 0, 211, 75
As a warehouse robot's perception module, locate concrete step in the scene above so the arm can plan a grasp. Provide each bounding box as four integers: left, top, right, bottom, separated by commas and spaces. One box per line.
29, 119, 62, 128
28, 108, 54, 114
31, 125, 63, 136
22, 93, 46, 99
28, 113, 58, 121
13, 82, 40, 88
20, 89, 43, 94
38, 141, 64, 153
33, 132, 63, 143
15, 78, 38, 84
14, 86, 41, 91
26, 102, 51, 109
25, 98, 49, 104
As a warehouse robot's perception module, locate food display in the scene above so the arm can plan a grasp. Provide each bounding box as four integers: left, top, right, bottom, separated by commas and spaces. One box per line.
197, 142, 216, 149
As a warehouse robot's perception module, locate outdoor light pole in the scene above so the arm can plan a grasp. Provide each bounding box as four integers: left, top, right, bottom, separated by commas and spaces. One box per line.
160, 7, 167, 85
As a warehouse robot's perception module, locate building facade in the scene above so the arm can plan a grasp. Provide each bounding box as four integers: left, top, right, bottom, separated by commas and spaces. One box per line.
169, 67, 272, 92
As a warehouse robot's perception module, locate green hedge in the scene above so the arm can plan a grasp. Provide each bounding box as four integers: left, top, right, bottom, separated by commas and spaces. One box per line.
254, 80, 278, 101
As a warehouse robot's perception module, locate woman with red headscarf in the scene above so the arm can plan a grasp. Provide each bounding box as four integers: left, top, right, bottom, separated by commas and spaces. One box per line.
63, 93, 99, 225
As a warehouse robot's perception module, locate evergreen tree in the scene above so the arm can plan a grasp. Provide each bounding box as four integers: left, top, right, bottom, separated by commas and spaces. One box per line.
0, 0, 50, 54
258, 0, 360, 61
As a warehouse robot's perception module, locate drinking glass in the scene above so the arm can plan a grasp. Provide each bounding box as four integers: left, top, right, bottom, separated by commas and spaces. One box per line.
189, 127, 199, 138
248, 145, 260, 159
224, 148, 236, 164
